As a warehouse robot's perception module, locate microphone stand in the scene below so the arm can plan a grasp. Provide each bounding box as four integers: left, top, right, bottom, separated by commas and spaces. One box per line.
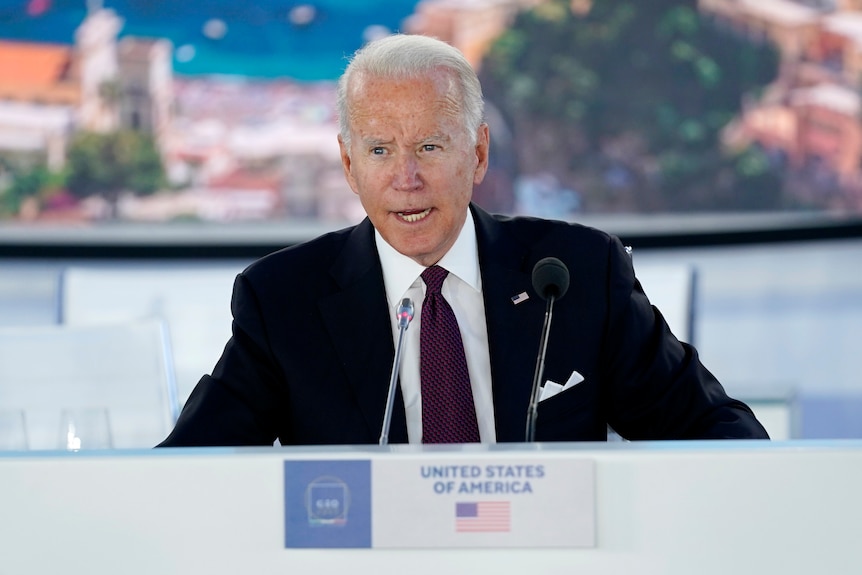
525, 293, 556, 443
379, 298, 413, 445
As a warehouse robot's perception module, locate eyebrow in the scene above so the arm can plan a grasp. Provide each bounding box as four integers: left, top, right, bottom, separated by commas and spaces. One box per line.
359, 133, 453, 148
419, 133, 451, 145
361, 137, 392, 148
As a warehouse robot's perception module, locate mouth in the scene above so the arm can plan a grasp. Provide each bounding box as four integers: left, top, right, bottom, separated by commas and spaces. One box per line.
396, 208, 432, 223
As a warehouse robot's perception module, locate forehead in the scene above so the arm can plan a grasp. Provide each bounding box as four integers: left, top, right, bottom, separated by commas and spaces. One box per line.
347, 70, 462, 130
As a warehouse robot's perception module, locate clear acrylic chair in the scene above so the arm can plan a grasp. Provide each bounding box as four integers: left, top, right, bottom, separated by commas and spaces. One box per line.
59, 264, 241, 405
0, 318, 179, 450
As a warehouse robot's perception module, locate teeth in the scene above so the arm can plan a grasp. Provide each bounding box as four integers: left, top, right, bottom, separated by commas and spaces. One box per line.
399, 208, 431, 222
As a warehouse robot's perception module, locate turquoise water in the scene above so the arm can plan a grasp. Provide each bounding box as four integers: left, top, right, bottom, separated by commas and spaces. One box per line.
0, 0, 422, 80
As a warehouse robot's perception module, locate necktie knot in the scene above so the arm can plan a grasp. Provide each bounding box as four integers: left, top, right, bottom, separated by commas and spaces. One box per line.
421, 265, 448, 295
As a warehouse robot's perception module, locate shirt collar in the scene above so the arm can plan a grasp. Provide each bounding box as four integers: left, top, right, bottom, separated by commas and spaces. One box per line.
376, 208, 481, 308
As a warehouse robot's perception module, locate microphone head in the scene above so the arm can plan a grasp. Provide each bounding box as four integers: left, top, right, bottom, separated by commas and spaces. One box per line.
531, 257, 570, 300
396, 297, 414, 328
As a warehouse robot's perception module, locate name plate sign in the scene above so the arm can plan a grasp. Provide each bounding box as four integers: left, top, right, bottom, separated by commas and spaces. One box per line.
284, 456, 595, 549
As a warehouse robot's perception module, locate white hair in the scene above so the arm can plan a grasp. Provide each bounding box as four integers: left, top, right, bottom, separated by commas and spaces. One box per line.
336, 34, 485, 151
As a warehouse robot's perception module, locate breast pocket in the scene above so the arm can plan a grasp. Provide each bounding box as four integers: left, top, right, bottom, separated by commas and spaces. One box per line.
535, 379, 605, 441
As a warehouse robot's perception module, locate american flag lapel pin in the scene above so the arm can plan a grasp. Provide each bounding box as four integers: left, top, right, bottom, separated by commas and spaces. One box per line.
511, 291, 529, 305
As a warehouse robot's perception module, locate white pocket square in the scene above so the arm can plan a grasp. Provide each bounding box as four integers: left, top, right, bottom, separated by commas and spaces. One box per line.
539, 370, 585, 402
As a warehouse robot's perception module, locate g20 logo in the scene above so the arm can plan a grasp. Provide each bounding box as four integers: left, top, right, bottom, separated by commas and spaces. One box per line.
305, 476, 350, 526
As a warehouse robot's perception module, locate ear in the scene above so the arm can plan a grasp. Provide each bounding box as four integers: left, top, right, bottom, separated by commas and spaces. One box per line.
472, 123, 490, 186
338, 135, 359, 195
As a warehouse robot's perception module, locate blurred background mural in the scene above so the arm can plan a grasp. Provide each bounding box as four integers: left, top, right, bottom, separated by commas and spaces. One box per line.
1, 0, 861, 226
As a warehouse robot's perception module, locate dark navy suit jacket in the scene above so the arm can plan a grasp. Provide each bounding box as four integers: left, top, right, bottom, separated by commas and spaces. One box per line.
159, 204, 768, 446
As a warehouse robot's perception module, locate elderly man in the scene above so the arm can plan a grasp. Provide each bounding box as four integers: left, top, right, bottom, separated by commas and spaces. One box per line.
159, 34, 767, 447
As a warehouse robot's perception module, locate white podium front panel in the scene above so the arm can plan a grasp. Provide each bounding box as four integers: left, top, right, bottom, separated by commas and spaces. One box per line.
0, 441, 860, 575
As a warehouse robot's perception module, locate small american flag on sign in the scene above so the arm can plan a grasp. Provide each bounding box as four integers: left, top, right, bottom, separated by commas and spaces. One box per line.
455, 501, 511, 533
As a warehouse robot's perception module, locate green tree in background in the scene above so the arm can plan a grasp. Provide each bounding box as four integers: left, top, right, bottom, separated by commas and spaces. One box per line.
66, 130, 165, 218
0, 157, 63, 218
480, 0, 782, 212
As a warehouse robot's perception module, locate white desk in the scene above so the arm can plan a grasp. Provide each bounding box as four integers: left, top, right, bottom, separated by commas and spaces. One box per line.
0, 441, 859, 574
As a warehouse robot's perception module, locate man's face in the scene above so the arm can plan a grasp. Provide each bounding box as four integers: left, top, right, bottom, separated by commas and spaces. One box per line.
338, 70, 489, 267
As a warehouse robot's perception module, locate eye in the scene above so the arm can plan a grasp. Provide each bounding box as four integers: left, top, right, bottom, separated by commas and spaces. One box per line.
371, 147, 386, 155
421, 144, 438, 152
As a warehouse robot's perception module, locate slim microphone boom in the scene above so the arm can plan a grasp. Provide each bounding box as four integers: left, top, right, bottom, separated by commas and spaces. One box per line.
526, 257, 570, 442
379, 297, 414, 445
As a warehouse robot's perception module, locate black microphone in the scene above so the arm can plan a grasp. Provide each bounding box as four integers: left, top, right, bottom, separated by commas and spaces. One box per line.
525, 257, 570, 442
379, 297, 414, 445
532, 256, 570, 300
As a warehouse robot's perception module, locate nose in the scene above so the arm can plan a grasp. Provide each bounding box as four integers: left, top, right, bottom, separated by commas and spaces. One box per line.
391, 153, 421, 191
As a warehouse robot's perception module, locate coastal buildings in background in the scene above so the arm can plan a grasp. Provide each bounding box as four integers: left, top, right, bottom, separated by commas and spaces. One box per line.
701, 0, 862, 210
0, 9, 172, 160
0, 0, 546, 224
403, 0, 546, 69
0, 7, 175, 220
4, 0, 862, 223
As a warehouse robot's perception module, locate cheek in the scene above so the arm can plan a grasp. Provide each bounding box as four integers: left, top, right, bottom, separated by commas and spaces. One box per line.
451, 161, 477, 193
347, 162, 375, 194
351, 170, 387, 208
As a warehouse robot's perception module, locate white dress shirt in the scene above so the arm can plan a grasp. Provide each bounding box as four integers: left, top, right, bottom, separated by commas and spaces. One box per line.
375, 210, 496, 443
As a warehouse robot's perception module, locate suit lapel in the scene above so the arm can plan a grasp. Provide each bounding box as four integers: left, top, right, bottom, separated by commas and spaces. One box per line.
472, 206, 547, 442
317, 219, 408, 443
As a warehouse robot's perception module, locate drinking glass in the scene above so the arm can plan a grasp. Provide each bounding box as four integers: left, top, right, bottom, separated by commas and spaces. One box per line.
0, 409, 29, 451
59, 407, 113, 450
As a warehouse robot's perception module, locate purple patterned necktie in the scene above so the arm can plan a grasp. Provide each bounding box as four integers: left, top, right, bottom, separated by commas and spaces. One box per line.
420, 265, 480, 443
